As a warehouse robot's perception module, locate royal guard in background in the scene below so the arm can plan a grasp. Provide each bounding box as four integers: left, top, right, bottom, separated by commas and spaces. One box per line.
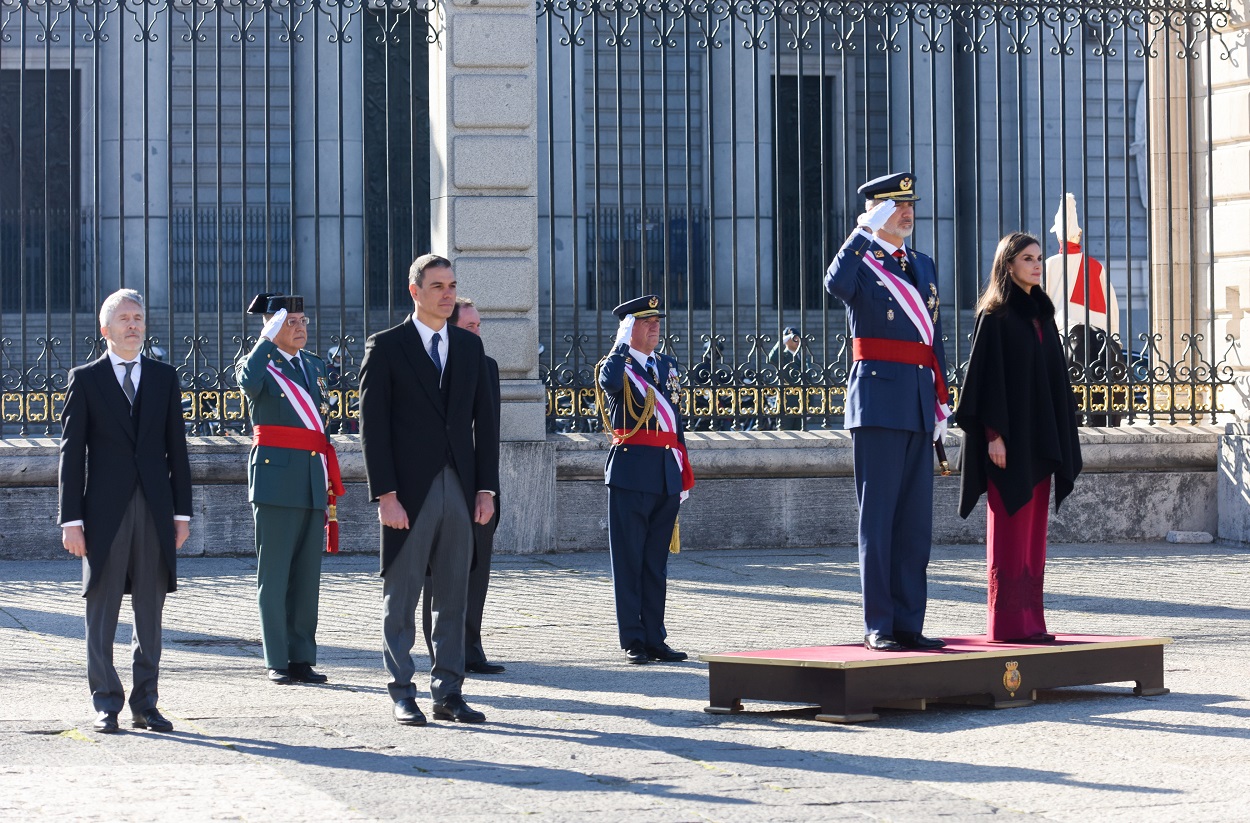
824, 171, 950, 653
237, 293, 345, 686
1045, 193, 1126, 426
596, 295, 695, 665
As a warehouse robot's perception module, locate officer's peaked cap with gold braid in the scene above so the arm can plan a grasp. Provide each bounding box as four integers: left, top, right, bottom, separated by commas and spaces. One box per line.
858, 171, 921, 202
612, 294, 665, 320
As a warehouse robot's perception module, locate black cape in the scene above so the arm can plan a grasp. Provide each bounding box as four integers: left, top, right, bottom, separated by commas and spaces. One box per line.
955, 282, 1082, 519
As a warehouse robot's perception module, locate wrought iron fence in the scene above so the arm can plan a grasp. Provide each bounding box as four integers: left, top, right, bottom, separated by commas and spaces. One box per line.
539, 0, 1241, 430
0, 0, 1241, 435
0, 0, 434, 435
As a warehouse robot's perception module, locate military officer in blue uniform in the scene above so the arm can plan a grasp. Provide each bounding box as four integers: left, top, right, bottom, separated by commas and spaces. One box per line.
824, 172, 951, 652
596, 295, 695, 665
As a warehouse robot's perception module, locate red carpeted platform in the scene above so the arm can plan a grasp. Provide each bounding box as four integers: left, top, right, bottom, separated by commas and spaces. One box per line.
701, 634, 1171, 723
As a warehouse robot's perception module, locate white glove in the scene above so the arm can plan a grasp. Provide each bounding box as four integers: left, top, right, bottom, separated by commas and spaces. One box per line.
613, 314, 636, 349
934, 417, 948, 443
858, 199, 896, 233
260, 308, 287, 342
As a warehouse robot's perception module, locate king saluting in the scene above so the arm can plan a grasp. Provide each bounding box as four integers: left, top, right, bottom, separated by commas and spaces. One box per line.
596, 295, 695, 665
824, 172, 950, 652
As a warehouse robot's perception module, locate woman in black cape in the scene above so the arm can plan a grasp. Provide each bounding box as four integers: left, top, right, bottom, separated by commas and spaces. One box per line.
956, 232, 1082, 643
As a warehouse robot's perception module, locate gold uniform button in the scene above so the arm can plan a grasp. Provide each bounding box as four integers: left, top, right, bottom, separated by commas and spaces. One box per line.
665, 445, 671, 450
871, 370, 877, 376
280, 393, 285, 398
310, 450, 318, 456
623, 447, 628, 452
264, 459, 270, 464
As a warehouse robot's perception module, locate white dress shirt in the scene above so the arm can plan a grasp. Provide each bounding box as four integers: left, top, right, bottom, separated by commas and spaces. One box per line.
629, 346, 658, 380
411, 313, 449, 384
107, 349, 142, 393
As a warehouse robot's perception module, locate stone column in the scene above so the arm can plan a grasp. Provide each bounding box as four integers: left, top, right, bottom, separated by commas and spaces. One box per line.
1204, 0, 1250, 422
429, 0, 555, 551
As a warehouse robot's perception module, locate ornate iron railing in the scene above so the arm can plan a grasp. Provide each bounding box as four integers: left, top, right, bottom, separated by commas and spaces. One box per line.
538, 0, 1242, 430
0, 0, 436, 435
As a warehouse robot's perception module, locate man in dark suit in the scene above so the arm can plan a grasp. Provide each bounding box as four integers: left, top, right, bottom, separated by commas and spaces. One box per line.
824, 172, 950, 652
58, 288, 193, 733
422, 296, 506, 676
359, 254, 500, 726
596, 295, 694, 665
236, 293, 343, 685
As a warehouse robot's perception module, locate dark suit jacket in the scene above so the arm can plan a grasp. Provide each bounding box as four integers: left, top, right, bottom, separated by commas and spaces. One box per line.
825, 230, 949, 432
58, 354, 193, 595
598, 344, 686, 497
358, 318, 500, 576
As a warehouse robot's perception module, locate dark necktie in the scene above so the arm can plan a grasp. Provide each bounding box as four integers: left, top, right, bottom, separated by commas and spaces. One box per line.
646, 355, 659, 384
290, 356, 308, 389
892, 249, 908, 271
121, 361, 137, 406
430, 332, 443, 375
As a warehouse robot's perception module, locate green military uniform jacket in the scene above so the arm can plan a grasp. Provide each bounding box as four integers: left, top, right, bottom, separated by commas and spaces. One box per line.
236, 338, 330, 511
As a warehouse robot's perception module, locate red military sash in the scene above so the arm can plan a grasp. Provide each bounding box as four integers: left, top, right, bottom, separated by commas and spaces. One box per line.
619, 363, 695, 493
257, 361, 346, 552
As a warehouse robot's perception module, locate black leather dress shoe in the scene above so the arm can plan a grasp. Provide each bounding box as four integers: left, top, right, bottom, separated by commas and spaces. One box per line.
93, 711, 119, 734
895, 632, 947, 650
465, 661, 506, 675
132, 707, 174, 732
625, 641, 649, 664
645, 643, 688, 662
393, 698, 427, 726
267, 668, 291, 684
288, 662, 329, 684
432, 695, 486, 724
864, 633, 905, 652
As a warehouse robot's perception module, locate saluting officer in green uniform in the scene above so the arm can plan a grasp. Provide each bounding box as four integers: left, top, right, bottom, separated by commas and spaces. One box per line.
237, 293, 343, 685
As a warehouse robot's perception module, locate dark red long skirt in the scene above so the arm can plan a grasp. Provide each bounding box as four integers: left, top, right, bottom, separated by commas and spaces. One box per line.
986, 476, 1051, 641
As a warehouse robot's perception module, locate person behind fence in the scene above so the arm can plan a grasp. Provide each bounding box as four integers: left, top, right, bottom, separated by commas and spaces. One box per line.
359, 253, 499, 726
956, 232, 1083, 643
824, 171, 950, 653
237, 293, 345, 686
690, 339, 732, 431
421, 296, 507, 676
58, 288, 192, 734
766, 326, 807, 430
1045, 193, 1126, 427
595, 295, 695, 665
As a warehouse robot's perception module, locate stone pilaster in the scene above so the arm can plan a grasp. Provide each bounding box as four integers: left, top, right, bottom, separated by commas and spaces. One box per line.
429, 0, 553, 550
1204, 0, 1250, 421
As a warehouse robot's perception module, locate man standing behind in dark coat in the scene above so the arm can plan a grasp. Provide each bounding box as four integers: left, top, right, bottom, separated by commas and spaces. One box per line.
824, 172, 950, 653
359, 254, 500, 726
59, 288, 192, 734
422, 296, 506, 675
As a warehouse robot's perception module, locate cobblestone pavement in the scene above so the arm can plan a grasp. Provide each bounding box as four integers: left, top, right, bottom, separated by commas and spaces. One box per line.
1, 542, 1249, 822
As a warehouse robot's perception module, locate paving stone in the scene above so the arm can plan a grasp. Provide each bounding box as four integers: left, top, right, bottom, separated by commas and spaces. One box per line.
1, 542, 1249, 820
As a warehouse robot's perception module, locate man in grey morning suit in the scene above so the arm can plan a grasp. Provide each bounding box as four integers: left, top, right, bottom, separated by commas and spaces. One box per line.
58, 289, 193, 733
359, 254, 500, 726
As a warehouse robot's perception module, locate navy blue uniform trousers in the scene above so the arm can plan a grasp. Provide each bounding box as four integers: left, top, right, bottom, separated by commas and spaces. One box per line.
608, 487, 680, 649
852, 426, 934, 636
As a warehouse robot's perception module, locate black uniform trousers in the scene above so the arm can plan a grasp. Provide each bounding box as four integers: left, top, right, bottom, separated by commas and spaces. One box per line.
607, 487, 680, 649
852, 426, 934, 637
